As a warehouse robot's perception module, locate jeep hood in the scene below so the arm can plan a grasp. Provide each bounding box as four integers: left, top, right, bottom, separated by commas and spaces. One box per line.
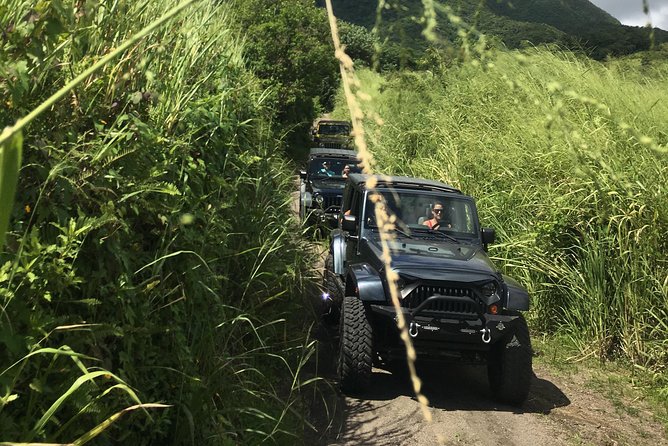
363, 235, 499, 281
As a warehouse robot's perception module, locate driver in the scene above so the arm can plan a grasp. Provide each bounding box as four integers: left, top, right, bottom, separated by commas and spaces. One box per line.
318, 161, 335, 176
422, 202, 451, 230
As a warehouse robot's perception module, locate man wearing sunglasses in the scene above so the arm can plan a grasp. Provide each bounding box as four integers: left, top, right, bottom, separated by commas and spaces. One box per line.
422, 202, 451, 230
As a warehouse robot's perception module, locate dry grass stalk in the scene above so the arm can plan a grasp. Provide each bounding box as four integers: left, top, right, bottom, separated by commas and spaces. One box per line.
324, 0, 433, 425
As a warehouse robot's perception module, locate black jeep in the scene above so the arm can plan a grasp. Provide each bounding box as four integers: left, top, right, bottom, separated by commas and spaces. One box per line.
323, 174, 533, 405
311, 119, 352, 149
299, 148, 360, 228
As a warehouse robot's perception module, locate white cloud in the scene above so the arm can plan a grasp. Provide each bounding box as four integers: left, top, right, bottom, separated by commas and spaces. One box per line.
590, 0, 668, 30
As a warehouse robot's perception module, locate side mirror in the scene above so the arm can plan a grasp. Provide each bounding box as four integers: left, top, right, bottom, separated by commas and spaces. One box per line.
342, 214, 357, 234
481, 228, 495, 245
299, 170, 307, 180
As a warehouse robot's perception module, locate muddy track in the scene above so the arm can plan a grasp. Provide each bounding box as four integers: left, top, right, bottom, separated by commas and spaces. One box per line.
295, 182, 667, 446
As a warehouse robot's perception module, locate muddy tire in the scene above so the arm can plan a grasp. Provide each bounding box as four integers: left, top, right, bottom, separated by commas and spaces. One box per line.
338, 296, 372, 393
487, 314, 533, 406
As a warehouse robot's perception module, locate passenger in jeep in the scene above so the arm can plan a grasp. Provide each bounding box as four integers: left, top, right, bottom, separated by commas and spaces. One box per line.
422, 202, 452, 229
318, 161, 335, 177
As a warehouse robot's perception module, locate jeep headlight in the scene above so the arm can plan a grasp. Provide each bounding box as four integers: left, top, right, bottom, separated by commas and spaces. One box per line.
481, 282, 501, 305
314, 194, 324, 206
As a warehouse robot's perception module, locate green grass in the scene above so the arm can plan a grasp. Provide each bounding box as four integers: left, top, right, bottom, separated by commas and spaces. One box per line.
0, 0, 320, 443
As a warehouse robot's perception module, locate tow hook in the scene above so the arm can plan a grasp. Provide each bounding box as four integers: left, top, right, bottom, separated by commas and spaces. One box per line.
409, 321, 420, 338
480, 327, 491, 344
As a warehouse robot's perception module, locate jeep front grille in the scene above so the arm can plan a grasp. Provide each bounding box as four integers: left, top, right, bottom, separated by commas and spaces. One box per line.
402, 286, 479, 314
323, 195, 342, 211
320, 142, 344, 149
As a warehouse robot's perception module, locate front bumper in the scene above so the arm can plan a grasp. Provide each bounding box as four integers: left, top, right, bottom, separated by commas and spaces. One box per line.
306, 207, 339, 227
369, 297, 523, 353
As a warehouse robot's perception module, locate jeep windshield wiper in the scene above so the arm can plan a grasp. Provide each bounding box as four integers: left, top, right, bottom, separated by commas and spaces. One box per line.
369, 226, 413, 239
413, 228, 460, 243
394, 226, 413, 239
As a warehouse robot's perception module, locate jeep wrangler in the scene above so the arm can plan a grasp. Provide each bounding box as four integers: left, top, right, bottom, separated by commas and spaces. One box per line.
311, 119, 352, 149
323, 174, 533, 405
299, 148, 361, 229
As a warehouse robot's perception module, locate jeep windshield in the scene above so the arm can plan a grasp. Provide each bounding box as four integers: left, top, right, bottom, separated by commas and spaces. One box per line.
363, 190, 479, 239
317, 124, 350, 135
308, 157, 361, 179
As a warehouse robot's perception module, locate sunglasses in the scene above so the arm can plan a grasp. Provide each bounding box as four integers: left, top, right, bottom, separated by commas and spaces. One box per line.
433, 209, 444, 213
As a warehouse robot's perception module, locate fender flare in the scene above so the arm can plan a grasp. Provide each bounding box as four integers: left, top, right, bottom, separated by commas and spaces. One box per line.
503, 276, 530, 311
346, 263, 386, 303
299, 182, 306, 205
303, 190, 312, 208
330, 230, 346, 275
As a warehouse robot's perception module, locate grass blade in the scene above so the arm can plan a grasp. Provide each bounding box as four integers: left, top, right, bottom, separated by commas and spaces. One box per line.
31, 371, 143, 438
0, 130, 22, 249
1, 347, 96, 377
73, 404, 171, 446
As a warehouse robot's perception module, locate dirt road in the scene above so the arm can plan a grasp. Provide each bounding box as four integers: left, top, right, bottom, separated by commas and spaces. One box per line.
307, 331, 667, 446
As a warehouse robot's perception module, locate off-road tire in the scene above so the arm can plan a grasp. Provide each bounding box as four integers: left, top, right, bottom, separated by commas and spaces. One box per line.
338, 296, 372, 393
487, 314, 533, 406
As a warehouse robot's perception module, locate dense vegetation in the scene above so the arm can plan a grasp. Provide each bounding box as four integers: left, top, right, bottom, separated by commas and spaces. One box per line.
323, 0, 668, 63
231, 0, 339, 158
332, 50, 668, 395
0, 0, 334, 443
2, 0, 668, 443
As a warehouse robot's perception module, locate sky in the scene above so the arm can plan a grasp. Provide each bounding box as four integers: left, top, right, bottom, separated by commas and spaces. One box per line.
590, 0, 668, 31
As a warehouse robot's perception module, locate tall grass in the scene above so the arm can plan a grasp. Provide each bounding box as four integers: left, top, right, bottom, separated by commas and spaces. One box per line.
1, 0, 317, 443
341, 49, 668, 375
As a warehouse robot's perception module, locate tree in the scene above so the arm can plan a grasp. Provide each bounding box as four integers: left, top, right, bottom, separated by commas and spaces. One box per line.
339, 21, 378, 66
231, 0, 339, 158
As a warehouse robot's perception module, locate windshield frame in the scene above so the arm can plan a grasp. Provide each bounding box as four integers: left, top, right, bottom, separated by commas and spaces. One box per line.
361, 188, 481, 242
317, 123, 351, 136
308, 156, 362, 179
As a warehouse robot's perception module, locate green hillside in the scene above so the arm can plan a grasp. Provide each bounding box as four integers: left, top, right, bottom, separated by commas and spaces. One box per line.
485, 0, 621, 33
485, 0, 668, 59
323, 0, 668, 61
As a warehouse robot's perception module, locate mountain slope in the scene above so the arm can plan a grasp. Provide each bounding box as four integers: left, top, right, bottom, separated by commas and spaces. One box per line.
324, 0, 668, 61
485, 0, 620, 34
